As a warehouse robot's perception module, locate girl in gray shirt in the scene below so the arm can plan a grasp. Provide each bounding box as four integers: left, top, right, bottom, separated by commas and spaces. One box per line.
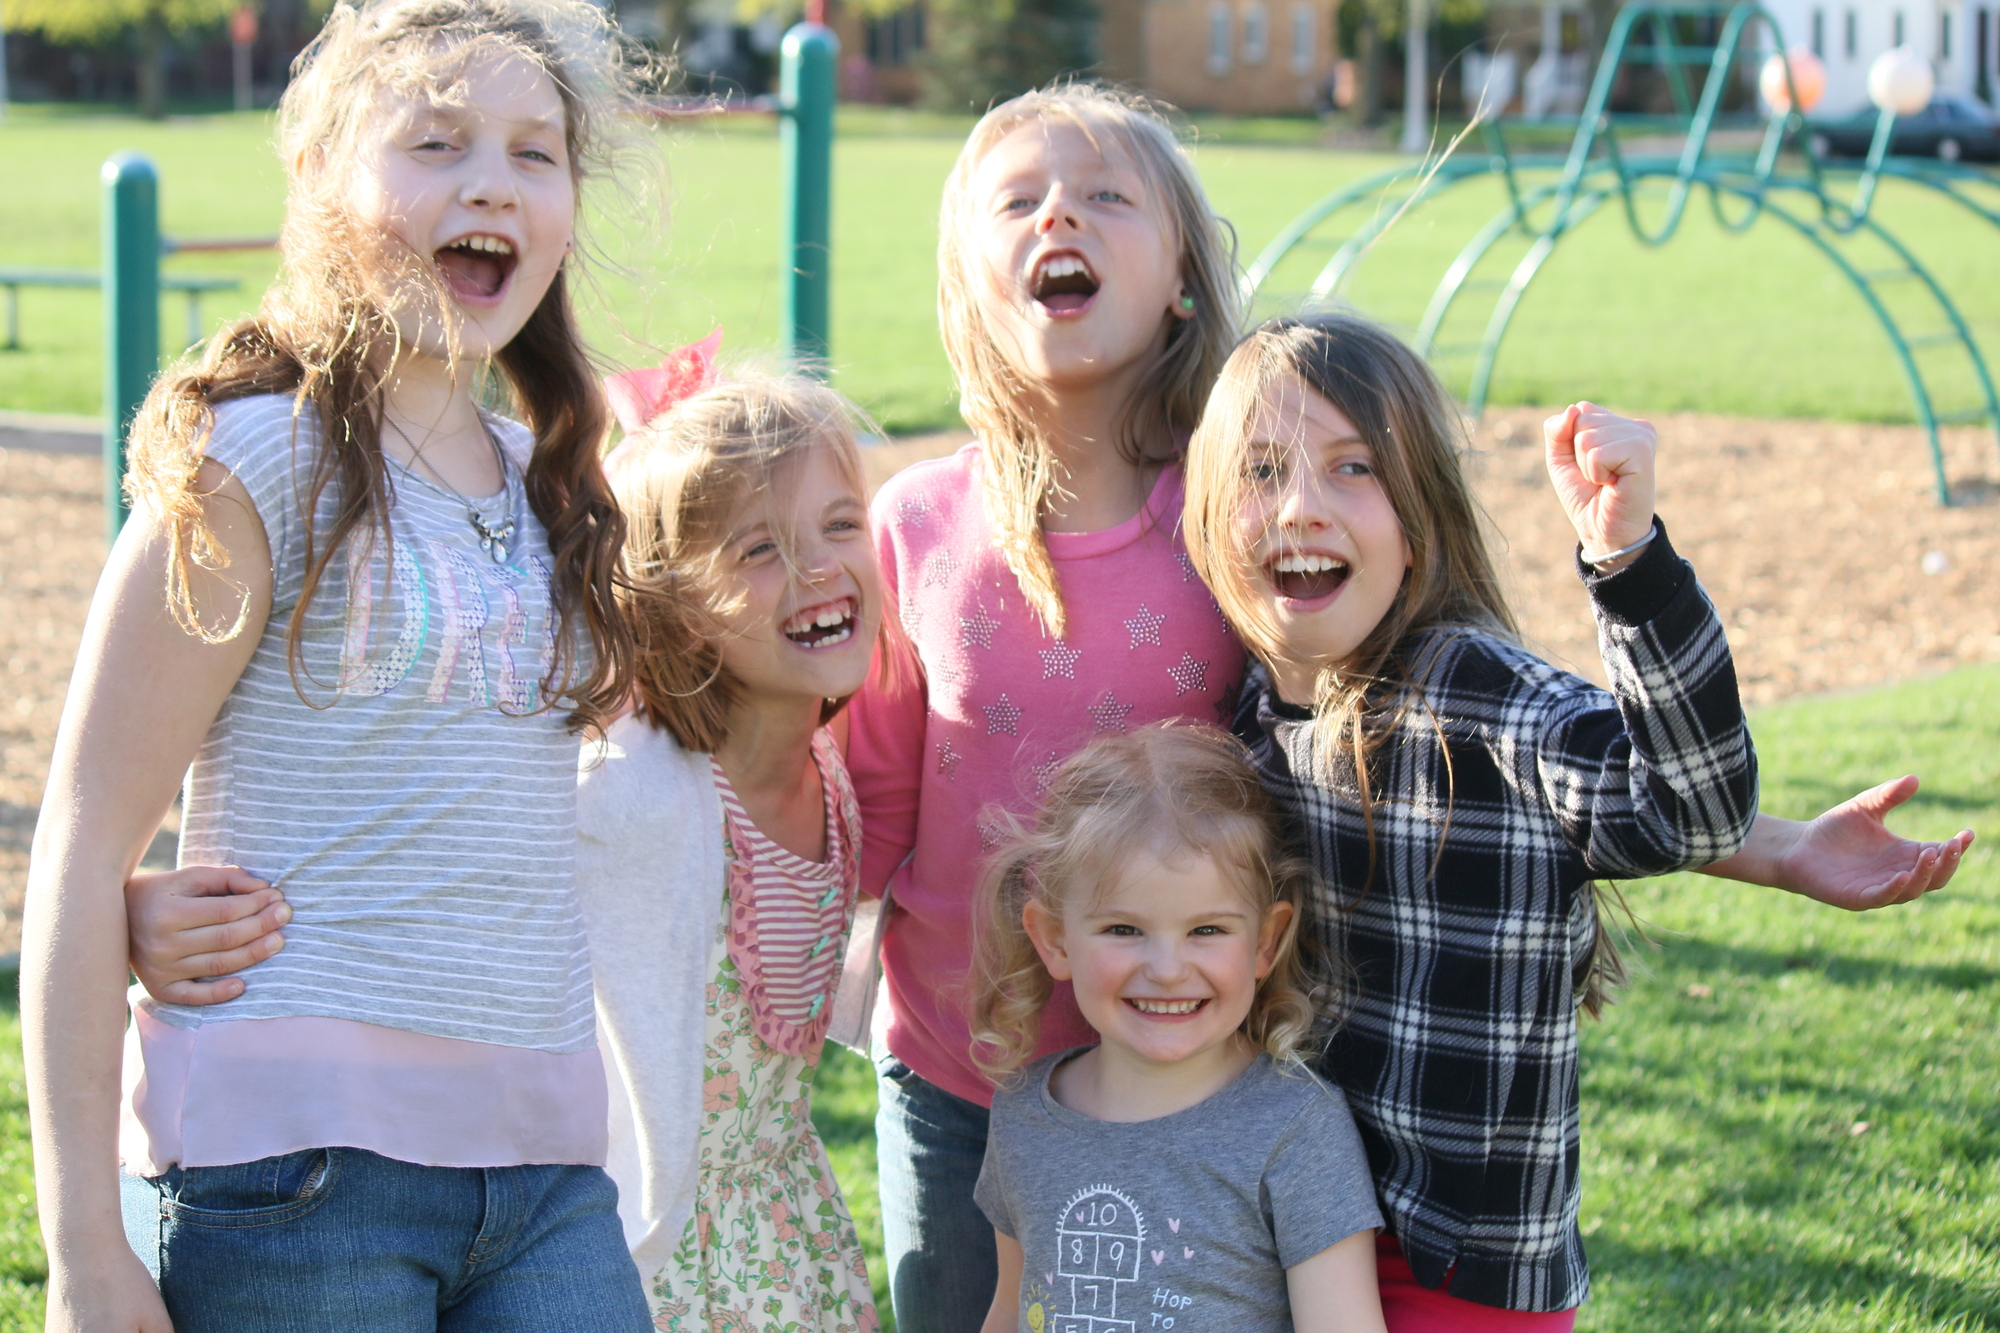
968, 726, 1387, 1333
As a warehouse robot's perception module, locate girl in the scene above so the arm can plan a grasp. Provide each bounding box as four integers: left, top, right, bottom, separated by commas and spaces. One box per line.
1179, 311, 1742, 1329
23, 3, 651, 1329
126, 365, 888, 1332
575, 368, 882, 1333
845, 81, 1968, 1333
968, 725, 1387, 1333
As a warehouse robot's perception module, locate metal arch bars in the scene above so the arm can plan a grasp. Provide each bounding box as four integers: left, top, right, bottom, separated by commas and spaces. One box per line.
1241, 0, 2000, 506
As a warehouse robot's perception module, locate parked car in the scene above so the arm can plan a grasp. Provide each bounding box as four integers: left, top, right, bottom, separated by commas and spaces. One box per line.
1808, 94, 2000, 163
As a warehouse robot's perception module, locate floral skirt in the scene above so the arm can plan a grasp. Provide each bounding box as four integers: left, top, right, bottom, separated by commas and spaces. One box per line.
645, 1129, 878, 1333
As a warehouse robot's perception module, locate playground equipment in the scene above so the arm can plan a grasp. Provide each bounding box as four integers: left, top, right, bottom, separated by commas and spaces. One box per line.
1245, 0, 2000, 505
96, 17, 840, 540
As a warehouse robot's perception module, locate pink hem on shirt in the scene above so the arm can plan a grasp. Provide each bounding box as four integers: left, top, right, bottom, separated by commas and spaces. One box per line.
120, 1000, 608, 1175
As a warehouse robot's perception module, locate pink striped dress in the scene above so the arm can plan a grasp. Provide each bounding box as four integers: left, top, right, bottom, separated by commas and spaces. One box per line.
646, 729, 878, 1333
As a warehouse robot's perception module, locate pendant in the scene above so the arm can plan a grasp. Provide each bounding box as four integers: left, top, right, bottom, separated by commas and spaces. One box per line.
470, 510, 517, 564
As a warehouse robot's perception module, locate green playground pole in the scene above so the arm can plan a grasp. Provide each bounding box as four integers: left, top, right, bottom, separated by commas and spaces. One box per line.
779, 16, 837, 376
103, 152, 160, 543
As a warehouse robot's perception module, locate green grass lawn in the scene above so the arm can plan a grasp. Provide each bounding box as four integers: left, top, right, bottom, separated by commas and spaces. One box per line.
0, 672, 1993, 1327
1, 105, 1995, 431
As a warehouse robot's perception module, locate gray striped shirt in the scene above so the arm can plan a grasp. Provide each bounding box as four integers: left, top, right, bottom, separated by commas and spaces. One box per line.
159, 394, 595, 1053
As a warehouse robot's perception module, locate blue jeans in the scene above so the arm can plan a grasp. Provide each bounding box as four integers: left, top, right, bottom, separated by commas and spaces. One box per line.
126, 1148, 650, 1332
874, 1055, 999, 1333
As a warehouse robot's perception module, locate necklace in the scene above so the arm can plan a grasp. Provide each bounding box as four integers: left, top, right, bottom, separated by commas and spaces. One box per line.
382, 414, 520, 564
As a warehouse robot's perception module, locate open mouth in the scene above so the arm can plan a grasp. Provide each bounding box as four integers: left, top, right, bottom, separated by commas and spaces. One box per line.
781, 596, 858, 649
1029, 251, 1099, 315
434, 234, 518, 304
1266, 551, 1351, 602
1126, 998, 1209, 1017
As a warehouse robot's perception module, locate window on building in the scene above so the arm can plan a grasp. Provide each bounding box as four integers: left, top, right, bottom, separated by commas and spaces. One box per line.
1244, 2, 1270, 63
1893, 9, 1904, 44
865, 7, 926, 67
1209, 1, 1233, 75
1291, 2, 1316, 74
1844, 7, 1857, 55
1812, 8, 1825, 55
1941, 9, 1952, 56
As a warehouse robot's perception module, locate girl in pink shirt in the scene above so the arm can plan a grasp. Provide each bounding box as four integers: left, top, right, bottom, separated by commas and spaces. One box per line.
843, 85, 1252, 1332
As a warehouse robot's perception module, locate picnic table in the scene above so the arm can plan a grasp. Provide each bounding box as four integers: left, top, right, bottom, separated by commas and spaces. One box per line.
0, 266, 243, 351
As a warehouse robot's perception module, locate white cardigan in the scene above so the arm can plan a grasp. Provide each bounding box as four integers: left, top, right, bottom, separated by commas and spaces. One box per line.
574, 715, 726, 1278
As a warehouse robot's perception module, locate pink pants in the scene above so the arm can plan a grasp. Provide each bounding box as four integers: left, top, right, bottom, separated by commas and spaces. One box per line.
1377, 1236, 1579, 1333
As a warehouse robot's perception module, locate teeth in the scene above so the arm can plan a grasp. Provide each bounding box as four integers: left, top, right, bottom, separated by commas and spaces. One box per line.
454, 236, 514, 255
1131, 998, 1203, 1015
1036, 254, 1087, 280
1273, 554, 1349, 574
783, 600, 854, 636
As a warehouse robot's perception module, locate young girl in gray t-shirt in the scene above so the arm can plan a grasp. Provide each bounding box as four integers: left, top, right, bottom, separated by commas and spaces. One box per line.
968, 726, 1386, 1333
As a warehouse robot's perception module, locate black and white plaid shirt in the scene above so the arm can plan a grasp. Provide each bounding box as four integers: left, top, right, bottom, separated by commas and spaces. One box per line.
1234, 524, 1757, 1313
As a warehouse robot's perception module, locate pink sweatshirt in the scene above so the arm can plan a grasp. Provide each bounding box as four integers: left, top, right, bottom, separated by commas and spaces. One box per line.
847, 445, 1246, 1107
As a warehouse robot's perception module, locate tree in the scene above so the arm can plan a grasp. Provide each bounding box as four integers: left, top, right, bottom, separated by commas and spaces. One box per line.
918, 0, 1098, 113
5, 0, 245, 118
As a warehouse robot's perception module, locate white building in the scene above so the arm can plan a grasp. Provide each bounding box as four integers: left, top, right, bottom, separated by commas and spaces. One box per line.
1756, 0, 1996, 113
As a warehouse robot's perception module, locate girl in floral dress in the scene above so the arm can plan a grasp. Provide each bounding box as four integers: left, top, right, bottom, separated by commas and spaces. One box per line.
574, 366, 884, 1333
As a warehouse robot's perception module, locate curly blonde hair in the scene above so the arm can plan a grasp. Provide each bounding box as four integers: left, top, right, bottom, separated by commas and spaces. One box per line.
935, 82, 1242, 637
969, 725, 1325, 1084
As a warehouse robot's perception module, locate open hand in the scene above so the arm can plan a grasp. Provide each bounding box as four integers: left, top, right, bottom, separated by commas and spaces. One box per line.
126, 864, 288, 1005
1771, 776, 1974, 909
1544, 402, 1658, 567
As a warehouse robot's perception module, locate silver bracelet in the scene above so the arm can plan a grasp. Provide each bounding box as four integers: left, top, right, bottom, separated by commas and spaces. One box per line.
1581, 521, 1659, 568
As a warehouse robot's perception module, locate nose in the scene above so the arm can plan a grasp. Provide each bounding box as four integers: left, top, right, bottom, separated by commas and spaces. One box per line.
1139, 935, 1193, 984
1033, 182, 1080, 236
1274, 469, 1331, 533
458, 139, 521, 212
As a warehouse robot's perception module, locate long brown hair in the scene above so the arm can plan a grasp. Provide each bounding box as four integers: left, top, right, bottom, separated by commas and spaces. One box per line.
935, 82, 1241, 636
124, 0, 649, 731
612, 373, 874, 754
1185, 312, 1628, 1015
969, 725, 1324, 1084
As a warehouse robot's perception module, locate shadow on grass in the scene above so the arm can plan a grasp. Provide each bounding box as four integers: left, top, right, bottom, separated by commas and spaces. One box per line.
1757, 778, 1995, 817
1584, 1230, 2000, 1330
1634, 936, 2000, 994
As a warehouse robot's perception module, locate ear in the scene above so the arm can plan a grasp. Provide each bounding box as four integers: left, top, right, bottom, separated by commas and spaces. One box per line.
1170, 288, 1197, 321
1022, 899, 1075, 983
1254, 900, 1295, 980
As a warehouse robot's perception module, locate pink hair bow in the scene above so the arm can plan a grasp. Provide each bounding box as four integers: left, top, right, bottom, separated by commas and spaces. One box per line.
604, 328, 724, 435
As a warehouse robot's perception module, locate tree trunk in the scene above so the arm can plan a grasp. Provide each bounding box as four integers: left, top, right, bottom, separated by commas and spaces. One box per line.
1358, 4, 1383, 126
138, 11, 169, 119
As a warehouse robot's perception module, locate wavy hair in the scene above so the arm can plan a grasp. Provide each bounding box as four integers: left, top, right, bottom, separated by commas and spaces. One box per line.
124, 0, 655, 731
935, 82, 1241, 636
612, 372, 878, 754
969, 725, 1325, 1084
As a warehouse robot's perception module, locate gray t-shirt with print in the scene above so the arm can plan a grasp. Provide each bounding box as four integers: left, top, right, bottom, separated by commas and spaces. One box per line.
976, 1048, 1383, 1333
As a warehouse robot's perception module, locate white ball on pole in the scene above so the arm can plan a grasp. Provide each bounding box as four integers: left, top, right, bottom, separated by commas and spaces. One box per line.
1867, 45, 1935, 115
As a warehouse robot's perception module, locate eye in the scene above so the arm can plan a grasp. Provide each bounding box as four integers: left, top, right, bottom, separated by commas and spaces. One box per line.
1334, 458, 1375, 477
1103, 923, 1140, 937
1091, 189, 1130, 204
1190, 924, 1226, 937
827, 517, 863, 535
1244, 458, 1281, 484
741, 538, 778, 562
515, 146, 558, 165
1000, 195, 1038, 214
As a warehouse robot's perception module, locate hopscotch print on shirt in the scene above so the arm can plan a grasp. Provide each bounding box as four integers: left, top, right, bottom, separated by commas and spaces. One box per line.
1053, 1186, 1146, 1333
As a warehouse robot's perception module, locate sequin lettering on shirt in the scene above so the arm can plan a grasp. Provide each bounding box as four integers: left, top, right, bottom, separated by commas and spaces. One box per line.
425, 542, 492, 706
483, 565, 534, 713
341, 537, 430, 697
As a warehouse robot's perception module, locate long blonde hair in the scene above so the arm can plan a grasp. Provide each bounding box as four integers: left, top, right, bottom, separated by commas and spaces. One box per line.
125, 0, 653, 731
935, 83, 1241, 636
969, 725, 1322, 1084
612, 373, 872, 754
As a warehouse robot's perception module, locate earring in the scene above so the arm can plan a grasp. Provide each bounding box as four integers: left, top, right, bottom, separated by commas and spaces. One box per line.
1179, 295, 1196, 311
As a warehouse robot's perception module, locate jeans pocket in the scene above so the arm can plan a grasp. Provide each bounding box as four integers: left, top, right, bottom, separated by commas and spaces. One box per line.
875, 1054, 916, 1088
164, 1148, 339, 1229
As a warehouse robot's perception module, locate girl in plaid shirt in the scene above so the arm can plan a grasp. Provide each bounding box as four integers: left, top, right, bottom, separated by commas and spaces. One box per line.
1182, 312, 1834, 1331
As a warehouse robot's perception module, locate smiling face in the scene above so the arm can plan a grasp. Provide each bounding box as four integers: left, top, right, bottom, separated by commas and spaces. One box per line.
966, 117, 1189, 393
1027, 846, 1292, 1071
342, 52, 576, 362
708, 445, 884, 708
1229, 374, 1412, 700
